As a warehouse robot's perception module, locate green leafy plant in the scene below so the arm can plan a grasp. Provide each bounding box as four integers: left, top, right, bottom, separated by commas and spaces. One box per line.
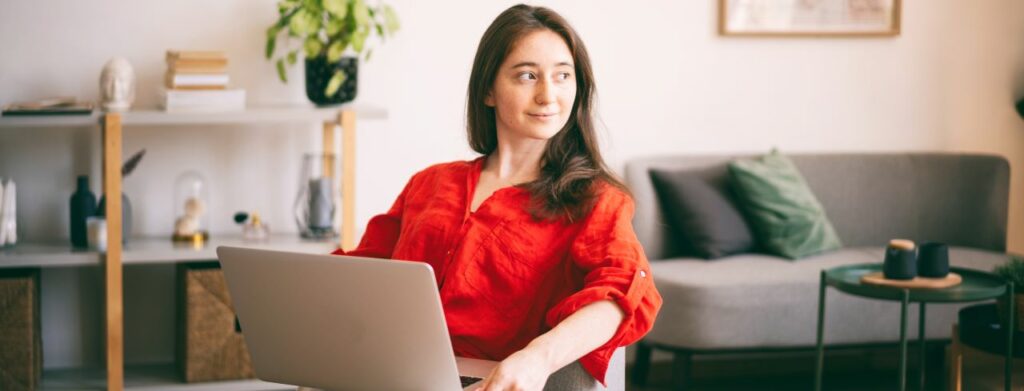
266, 0, 399, 97
995, 256, 1024, 291
994, 255, 1024, 331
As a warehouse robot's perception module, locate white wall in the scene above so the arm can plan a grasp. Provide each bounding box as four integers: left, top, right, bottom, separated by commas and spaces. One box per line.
1, 0, 1023, 368
2, 0, 1022, 250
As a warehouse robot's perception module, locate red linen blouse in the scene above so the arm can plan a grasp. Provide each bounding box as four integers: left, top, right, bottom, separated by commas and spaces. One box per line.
332, 157, 662, 384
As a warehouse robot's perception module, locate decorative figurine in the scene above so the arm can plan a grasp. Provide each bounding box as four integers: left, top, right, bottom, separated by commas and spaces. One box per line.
175, 198, 204, 234
172, 171, 210, 244
100, 57, 136, 112
234, 211, 270, 242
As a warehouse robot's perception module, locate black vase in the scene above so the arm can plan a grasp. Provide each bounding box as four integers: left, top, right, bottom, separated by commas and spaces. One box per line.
97, 193, 132, 244
304, 56, 358, 106
69, 175, 97, 248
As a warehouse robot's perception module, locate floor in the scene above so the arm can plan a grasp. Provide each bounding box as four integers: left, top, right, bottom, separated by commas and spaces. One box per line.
625, 362, 926, 391
622, 344, 1023, 391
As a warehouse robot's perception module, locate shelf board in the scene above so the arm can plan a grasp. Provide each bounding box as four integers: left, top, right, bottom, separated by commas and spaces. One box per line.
0, 112, 102, 128
42, 364, 296, 391
122, 235, 339, 264
0, 103, 387, 128
0, 242, 101, 268
0, 235, 338, 268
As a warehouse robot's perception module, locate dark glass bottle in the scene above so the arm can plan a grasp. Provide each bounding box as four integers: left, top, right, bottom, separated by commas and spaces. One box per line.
69, 175, 97, 248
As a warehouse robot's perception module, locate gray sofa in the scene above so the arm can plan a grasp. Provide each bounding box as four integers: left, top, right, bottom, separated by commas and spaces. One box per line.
624, 153, 1013, 386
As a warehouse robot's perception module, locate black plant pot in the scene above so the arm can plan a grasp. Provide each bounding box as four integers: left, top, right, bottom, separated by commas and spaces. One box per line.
305, 56, 358, 106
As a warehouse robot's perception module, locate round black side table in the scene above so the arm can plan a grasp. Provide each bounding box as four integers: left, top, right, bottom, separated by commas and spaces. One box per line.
813, 264, 1012, 391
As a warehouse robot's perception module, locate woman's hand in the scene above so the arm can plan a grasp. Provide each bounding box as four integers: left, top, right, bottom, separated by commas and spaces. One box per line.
473, 346, 554, 391
474, 300, 625, 391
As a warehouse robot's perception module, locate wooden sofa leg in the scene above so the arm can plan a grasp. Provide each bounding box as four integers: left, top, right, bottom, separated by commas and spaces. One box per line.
671, 351, 692, 390
631, 341, 653, 386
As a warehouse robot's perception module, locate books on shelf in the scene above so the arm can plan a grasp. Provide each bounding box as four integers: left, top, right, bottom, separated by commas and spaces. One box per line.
162, 50, 244, 111
164, 73, 229, 90
166, 50, 229, 71
1, 97, 94, 116
166, 50, 227, 61
158, 88, 245, 112
167, 58, 229, 71
167, 64, 229, 74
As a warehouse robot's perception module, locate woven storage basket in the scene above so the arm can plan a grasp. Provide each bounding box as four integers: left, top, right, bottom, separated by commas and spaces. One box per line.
0, 268, 41, 391
177, 262, 255, 382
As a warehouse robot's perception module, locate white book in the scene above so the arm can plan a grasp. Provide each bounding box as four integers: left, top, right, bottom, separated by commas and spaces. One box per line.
166, 73, 229, 87
158, 88, 246, 112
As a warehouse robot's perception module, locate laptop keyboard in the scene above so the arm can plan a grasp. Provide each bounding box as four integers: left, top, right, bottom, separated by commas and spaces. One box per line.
460, 376, 483, 388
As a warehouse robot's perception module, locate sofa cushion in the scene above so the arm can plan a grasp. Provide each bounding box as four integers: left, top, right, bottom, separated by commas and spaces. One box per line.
626, 153, 1010, 261
648, 169, 754, 259
644, 246, 1011, 350
728, 151, 842, 259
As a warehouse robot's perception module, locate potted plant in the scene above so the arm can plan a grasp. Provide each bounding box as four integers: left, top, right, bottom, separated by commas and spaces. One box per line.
265, 0, 399, 106
994, 256, 1024, 332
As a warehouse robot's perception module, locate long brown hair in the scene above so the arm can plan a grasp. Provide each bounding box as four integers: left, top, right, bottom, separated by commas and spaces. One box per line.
466, 4, 628, 222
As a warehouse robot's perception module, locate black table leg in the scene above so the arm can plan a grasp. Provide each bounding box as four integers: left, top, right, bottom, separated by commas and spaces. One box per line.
899, 289, 909, 391
1006, 283, 1014, 391
918, 302, 926, 391
815, 270, 827, 391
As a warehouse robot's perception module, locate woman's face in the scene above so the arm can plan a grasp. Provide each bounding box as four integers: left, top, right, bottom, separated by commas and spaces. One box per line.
485, 29, 577, 144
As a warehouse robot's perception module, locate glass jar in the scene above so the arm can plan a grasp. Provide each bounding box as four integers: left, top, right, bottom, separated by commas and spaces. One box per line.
294, 153, 339, 239
242, 212, 270, 242
173, 171, 210, 245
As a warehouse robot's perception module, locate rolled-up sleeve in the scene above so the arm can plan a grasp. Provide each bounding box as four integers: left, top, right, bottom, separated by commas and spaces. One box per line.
544, 189, 662, 384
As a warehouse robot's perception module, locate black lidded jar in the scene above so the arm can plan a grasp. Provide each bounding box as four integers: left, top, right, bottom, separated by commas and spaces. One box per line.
883, 246, 917, 280
69, 175, 97, 248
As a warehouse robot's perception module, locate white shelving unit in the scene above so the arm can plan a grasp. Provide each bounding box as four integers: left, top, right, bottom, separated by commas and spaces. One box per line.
0, 104, 386, 129
0, 235, 339, 268
0, 104, 385, 390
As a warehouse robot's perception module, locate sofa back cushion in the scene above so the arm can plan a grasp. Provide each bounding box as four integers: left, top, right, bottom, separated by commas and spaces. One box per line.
649, 168, 755, 259
625, 153, 1010, 260
728, 151, 842, 259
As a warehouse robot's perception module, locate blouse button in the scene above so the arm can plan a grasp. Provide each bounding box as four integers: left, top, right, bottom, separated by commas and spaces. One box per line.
640, 270, 647, 278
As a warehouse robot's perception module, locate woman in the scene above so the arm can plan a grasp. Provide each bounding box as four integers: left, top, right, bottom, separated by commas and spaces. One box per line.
334, 4, 661, 390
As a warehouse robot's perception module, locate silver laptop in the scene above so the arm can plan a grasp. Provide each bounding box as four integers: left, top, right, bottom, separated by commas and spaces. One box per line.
217, 246, 498, 391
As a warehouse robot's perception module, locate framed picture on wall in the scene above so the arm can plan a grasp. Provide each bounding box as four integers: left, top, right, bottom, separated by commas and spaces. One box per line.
719, 0, 901, 37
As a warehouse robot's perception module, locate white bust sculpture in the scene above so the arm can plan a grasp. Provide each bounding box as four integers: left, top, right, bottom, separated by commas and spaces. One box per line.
100, 57, 135, 112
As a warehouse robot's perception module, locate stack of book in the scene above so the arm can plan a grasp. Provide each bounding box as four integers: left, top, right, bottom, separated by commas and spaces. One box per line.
2, 97, 94, 116
160, 50, 245, 112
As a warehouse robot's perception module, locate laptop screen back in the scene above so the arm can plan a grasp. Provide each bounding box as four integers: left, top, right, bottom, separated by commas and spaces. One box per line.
217, 246, 463, 390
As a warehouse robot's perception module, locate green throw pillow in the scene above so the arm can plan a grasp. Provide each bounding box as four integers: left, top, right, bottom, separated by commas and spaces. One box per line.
728, 150, 842, 259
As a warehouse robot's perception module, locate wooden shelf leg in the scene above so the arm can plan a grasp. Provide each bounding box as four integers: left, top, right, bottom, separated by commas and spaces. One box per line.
322, 120, 338, 249
102, 113, 124, 391
340, 110, 356, 251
